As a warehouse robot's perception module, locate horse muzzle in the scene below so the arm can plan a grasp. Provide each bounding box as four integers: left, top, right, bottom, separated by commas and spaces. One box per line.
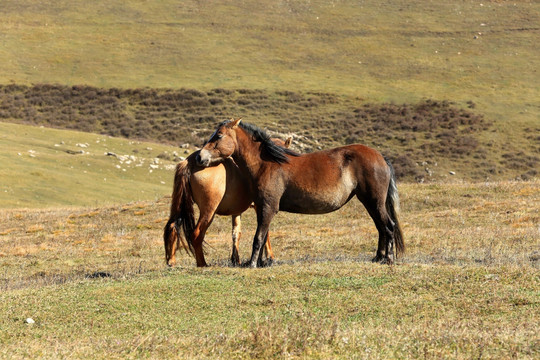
196, 149, 215, 167
195, 151, 208, 167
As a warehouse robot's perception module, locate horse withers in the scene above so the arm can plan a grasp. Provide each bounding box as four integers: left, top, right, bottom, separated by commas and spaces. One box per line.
197, 118, 404, 267
164, 137, 291, 267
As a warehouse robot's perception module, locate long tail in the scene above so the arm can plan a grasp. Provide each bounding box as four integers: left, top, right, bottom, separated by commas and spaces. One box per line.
163, 158, 196, 256
385, 158, 405, 258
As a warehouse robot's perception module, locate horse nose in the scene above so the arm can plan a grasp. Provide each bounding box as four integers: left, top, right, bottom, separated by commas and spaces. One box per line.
195, 153, 202, 165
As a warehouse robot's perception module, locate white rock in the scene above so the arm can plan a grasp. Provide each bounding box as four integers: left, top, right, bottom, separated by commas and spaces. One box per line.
25, 318, 35, 324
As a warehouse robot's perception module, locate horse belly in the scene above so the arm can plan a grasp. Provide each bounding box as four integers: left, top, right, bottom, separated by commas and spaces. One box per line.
279, 184, 355, 214
280, 165, 356, 214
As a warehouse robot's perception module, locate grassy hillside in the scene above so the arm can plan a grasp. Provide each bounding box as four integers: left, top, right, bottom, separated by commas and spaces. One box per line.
1, 181, 538, 358
0, 122, 188, 208
1, 2, 538, 103
0, 0, 538, 186
1, 0, 538, 123
0, 2, 537, 358
5, 84, 524, 182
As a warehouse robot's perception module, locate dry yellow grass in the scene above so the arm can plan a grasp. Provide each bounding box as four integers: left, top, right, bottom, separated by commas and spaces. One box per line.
0, 181, 538, 285
0, 180, 538, 358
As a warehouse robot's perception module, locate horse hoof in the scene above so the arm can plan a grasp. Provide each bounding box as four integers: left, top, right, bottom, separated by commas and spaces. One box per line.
372, 256, 393, 265
258, 259, 274, 267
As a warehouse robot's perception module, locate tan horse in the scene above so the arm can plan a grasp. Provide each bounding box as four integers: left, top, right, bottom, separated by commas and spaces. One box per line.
164, 137, 291, 267
197, 119, 404, 268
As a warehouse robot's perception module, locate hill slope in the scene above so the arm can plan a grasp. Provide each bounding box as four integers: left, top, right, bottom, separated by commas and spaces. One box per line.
1, 0, 539, 133
1, 0, 538, 121
0, 0, 538, 198
1, 84, 538, 182
0, 122, 185, 208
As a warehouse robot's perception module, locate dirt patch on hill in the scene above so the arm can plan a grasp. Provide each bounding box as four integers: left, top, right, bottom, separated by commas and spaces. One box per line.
1, 84, 536, 181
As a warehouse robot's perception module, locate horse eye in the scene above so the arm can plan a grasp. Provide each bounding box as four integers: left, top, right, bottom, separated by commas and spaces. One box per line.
217, 134, 223, 140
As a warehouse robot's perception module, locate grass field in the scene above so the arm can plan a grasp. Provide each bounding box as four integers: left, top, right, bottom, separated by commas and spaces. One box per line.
0, 0, 538, 358
1, 181, 538, 358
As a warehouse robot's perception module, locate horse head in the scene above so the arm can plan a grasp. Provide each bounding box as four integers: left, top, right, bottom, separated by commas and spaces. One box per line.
196, 118, 241, 167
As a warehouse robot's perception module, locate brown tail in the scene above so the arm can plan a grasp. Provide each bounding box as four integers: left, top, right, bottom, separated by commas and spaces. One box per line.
163, 158, 196, 256
385, 158, 405, 258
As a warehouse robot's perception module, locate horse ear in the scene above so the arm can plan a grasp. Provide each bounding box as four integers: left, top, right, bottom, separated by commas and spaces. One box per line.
230, 118, 242, 129
284, 137, 292, 148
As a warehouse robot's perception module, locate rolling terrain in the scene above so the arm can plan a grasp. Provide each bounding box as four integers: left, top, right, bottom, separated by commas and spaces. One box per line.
1, 84, 519, 183
1, 0, 538, 185
0, 122, 186, 208
0, 1, 538, 359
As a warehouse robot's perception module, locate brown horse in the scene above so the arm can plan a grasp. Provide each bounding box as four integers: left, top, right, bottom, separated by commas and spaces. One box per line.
164, 137, 291, 267
197, 119, 404, 267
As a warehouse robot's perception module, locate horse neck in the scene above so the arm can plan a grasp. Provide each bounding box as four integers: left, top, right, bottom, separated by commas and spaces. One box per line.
233, 128, 264, 179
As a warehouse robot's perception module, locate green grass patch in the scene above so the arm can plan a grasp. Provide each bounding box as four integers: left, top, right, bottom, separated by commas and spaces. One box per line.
0, 122, 186, 208
1, 264, 537, 359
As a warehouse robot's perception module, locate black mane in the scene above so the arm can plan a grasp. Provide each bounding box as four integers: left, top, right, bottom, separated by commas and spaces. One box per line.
237, 121, 299, 164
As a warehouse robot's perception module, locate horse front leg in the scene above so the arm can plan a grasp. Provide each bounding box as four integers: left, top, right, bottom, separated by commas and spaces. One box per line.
249, 205, 277, 268
192, 215, 214, 267
248, 227, 268, 268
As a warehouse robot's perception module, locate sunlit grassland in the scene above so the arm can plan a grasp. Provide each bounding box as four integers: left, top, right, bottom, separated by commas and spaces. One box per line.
1, 181, 538, 358
0, 122, 184, 208
1, 0, 538, 128
0, 0, 538, 357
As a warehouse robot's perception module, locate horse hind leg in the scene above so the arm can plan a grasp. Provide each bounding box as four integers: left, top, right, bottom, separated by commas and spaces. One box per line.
230, 215, 242, 266
359, 196, 395, 264
262, 232, 275, 266
372, 216, 395, 264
